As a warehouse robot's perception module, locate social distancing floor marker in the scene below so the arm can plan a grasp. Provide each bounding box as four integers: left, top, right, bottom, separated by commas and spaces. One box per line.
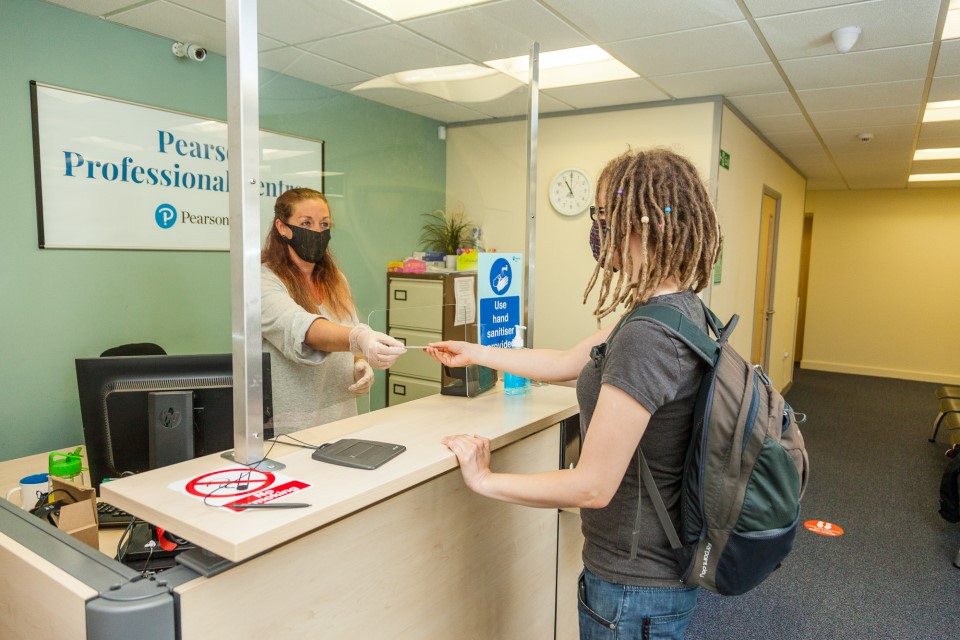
169, 467, 311, 511
804, 519, 844, 537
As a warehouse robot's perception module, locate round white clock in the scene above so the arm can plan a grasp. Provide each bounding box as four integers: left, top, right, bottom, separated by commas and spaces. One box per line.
548, 168, 593, 216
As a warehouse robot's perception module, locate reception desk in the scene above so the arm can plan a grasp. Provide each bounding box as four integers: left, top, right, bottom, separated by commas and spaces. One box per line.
1, 383, 582, 640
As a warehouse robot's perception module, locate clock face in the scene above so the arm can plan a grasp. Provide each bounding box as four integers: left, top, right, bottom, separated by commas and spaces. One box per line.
549, 168, 592, 216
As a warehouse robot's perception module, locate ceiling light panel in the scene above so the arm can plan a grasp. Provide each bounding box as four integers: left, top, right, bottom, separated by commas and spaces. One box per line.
923, 100, 960, 122
351, 0, 492, 21
485, 46, 638, 89
944, 0, 960, 40
913, 147, 960, 160
908, 172, 960, 181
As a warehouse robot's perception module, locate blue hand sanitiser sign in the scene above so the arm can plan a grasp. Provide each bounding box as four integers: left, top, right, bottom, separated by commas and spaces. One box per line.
477, 253, 523, 348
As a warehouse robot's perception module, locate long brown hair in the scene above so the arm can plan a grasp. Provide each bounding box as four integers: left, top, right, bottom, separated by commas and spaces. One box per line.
261, 188, 355, 320
583, 148, 722, 321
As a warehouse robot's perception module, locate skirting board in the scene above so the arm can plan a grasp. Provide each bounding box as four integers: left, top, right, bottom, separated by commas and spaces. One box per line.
800, 360, 960, 385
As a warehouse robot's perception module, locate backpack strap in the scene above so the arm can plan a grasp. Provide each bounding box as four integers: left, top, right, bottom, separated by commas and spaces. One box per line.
619, 300, 738, 560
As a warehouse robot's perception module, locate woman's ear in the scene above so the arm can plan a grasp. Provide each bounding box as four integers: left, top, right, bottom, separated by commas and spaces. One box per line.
274, 218, 289, 238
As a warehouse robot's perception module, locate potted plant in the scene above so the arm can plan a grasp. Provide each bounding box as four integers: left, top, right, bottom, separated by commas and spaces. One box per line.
418, 209, 475, 262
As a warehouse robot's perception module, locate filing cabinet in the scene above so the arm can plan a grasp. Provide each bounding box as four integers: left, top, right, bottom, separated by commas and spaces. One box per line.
386, 271, 478, 406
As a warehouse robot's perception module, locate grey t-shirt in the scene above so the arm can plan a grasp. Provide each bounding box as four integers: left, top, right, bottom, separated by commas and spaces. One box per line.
576, 290, 706, 587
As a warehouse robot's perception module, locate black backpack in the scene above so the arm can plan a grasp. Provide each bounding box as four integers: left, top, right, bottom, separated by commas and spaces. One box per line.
598, 300, 810, 595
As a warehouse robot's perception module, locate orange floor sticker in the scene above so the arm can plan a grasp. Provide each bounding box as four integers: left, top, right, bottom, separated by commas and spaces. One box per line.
804, 520, 844, 536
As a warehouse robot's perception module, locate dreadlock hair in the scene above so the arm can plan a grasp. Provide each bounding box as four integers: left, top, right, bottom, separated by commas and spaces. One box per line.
262, 188, 355, 321
583, 148, 722, 322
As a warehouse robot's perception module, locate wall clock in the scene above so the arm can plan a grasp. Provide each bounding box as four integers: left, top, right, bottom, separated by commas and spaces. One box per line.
548, 168, 592, 216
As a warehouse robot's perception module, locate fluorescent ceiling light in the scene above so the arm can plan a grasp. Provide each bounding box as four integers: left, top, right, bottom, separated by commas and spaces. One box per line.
913, 147, 960, 161
351, 64, 523, 102
944, 0, 960, 40
922, 100, 960, 122
351, 0, 490, 21
485, 45, 638, 89
908, 172, 960, 182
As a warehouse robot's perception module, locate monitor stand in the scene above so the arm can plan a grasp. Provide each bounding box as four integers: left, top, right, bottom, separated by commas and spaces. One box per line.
220, 450, 285, 472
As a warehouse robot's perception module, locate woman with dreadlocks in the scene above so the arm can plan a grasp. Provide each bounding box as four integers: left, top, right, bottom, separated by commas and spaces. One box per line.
426, 148, 721, 639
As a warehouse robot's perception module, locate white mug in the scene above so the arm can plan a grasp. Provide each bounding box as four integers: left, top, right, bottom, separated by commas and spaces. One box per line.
5, 473, 49, 510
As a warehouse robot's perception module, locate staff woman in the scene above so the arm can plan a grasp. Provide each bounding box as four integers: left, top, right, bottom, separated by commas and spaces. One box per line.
262, 188, 405, 435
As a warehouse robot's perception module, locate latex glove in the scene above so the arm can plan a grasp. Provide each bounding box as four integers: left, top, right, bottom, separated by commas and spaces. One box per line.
348, 360, 374, 395
348, 324, 406, 369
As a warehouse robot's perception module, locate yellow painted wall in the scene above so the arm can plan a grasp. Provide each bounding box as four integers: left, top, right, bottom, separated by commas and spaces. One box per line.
803, 188, 960, 384
446, 101, 717, 351
714, 106, 807, 391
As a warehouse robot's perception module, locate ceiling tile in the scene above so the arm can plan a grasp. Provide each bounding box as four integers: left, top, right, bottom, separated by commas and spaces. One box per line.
470, 89, 573, 118
819, 124, 916, 147
541, 78, 670, 110
652, 62, 787, 99
755, 0, 940, 61
301, 25, 473, 77
910, 158, 960, 173
918, 120, 960, 142
808, 104, 920, 130
764, 128, 821, 146
797, 79, 924, 112
780, 44, 932, 90
107, 1, 229, 55
255, 0, 386, 44
748, 112, 811, 133
727, 92, 800, 119
606, 22, 767, 77
403, 0, 587, 62
928, 74, 960, 102
934, 39, 960, 78
741, 0, 866, 18
42, 0, 143, 14
541, 0, 744, 42
259, 48, 374, 87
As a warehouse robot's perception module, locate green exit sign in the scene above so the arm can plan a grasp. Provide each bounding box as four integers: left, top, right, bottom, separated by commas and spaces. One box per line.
719, 149, 730, 170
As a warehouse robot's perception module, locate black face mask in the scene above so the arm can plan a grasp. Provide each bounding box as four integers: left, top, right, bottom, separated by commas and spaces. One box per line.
589, 220, 618, 272
282, 223, 330, 264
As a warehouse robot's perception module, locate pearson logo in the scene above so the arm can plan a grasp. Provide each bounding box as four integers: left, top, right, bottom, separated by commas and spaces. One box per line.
155, 203, 178, 229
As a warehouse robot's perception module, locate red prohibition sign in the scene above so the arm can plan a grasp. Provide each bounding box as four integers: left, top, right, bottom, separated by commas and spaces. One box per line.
185, 468, 275, 498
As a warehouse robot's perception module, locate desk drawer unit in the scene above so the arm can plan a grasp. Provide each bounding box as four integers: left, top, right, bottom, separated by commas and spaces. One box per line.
389, 327, 442, 382
387, 374, 441, 405
388, 279, 443, 332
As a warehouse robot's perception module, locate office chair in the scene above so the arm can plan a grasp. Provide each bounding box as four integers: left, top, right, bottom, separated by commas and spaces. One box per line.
99, 343, 167, 357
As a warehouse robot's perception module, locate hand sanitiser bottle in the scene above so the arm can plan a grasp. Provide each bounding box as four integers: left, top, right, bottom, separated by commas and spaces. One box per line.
503, 325, 530, 396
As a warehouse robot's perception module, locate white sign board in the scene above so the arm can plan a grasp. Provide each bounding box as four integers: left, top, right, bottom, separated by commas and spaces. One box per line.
30, 82, 325, 250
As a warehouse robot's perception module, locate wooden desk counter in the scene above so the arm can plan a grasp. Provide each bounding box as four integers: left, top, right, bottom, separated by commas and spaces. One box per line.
100, 383, 578, 563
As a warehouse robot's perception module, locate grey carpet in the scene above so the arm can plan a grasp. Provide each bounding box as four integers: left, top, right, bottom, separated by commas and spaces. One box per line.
685, 368, 960, 640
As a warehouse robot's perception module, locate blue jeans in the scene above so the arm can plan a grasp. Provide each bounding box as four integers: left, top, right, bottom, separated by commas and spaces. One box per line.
577, 568, 698, 639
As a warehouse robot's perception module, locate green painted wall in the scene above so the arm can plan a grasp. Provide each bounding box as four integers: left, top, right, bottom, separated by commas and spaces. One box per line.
0, 0, 446, 461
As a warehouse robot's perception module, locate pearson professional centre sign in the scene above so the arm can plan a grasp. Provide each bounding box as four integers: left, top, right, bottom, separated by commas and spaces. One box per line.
30, 82, 325, 251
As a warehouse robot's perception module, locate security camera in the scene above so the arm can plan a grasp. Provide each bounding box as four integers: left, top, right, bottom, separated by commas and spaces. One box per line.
172, 42, 206, 62
857, 132, 874, 143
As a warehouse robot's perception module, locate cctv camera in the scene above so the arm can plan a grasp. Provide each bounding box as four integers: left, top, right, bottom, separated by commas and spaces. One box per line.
172, 42, 206, 62
857, 132, 874, 143
187, 44, 206, 62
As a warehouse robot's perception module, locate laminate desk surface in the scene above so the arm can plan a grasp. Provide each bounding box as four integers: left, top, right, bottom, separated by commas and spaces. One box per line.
100, 383, 578, 563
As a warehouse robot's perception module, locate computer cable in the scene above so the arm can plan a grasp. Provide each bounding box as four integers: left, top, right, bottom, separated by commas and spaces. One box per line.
267, 433, 322, 450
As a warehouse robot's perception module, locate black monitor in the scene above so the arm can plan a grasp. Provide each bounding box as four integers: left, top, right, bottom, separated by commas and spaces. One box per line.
75, 353, 274, 490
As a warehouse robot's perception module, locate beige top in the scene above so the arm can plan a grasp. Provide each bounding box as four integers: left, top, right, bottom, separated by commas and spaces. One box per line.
260, 265, 359, 435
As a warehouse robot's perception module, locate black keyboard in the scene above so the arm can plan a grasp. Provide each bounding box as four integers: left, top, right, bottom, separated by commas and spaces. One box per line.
96, 501, 139, 527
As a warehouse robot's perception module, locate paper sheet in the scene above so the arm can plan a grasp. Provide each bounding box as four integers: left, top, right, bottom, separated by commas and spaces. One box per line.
453, 277, 476, 326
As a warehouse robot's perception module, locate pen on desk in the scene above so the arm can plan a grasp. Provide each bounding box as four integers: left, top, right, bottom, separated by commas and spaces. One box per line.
233, 503, 311, 509
402, 345, 431, 349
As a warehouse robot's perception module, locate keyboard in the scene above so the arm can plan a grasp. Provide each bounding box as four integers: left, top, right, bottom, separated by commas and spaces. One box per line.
96, 501, 139, 527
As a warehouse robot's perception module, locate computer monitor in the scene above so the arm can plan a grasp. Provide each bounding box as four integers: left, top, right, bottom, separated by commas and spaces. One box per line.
75, 353, 274, 490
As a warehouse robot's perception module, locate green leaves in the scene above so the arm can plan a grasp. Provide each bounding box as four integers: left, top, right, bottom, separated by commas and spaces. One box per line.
418, 209, 475, 255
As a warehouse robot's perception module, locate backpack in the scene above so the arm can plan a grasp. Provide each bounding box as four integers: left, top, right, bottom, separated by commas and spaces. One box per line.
597, 299, 810, 595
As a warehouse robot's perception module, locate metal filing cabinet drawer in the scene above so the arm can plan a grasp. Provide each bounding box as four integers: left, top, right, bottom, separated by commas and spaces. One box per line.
387, 374, 441, 406
388, 279, 443, 332
389, 327, 442, 382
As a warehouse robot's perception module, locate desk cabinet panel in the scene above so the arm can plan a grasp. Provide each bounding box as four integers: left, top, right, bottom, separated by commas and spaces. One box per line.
386, 272, 478, 406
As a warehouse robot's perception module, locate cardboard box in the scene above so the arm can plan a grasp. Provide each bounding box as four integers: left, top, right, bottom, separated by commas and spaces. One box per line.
49, 476, 99, 548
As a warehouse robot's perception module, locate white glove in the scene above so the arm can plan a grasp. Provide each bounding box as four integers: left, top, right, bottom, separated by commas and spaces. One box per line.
348, 360, 374, 395
348, 324, 406, 369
